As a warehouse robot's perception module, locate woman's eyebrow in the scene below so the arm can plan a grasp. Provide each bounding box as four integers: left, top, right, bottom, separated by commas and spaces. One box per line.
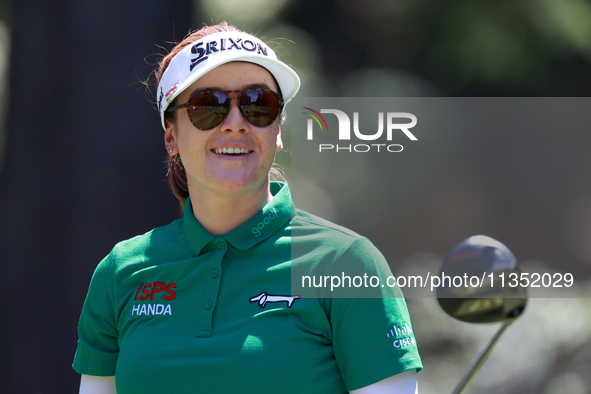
241, 83, 274, 91
188, 86, 223, 97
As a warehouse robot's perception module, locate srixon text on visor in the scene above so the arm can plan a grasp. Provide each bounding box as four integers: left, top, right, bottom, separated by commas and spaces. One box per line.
307, 110, 417, 153
190, 37, 269, 71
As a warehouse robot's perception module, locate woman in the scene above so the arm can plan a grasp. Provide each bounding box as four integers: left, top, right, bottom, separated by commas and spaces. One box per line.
73, 23, 422, 393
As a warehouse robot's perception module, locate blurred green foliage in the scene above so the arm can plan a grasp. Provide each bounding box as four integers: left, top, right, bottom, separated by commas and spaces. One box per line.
194, 0, 591, 96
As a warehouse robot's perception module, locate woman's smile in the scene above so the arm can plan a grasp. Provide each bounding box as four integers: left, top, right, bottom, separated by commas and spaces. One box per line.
211, 147, 253, 155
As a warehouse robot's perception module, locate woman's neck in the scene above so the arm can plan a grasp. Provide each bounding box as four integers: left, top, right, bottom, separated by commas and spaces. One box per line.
188, 180, 273, 236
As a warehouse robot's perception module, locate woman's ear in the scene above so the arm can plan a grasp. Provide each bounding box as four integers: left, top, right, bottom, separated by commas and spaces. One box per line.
164, 121, 178, 155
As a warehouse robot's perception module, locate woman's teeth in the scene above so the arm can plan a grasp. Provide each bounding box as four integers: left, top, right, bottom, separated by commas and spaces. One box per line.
213, 147, 251, 154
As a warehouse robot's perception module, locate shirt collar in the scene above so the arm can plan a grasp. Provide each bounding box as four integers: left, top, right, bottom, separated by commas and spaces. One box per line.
182, 200, 215, 257
182, 182, 294, 256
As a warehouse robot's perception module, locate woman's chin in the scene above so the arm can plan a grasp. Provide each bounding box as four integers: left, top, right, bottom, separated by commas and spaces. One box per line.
198, 173, 268, 197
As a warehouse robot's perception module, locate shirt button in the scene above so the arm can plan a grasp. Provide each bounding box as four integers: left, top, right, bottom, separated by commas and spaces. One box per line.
217, 241, 226, 250
212, 269, 220, 278
205, 301, 213, 310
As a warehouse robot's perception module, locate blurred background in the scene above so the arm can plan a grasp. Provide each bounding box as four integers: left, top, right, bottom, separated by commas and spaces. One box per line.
1, 0, 591, 392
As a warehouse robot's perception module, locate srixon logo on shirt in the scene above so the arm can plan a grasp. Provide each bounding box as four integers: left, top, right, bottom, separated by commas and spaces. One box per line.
190, 37, 269, 71
131, 282, 176, 316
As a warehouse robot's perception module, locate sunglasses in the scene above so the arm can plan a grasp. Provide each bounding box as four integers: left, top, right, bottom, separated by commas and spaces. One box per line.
166, 88, 284, 130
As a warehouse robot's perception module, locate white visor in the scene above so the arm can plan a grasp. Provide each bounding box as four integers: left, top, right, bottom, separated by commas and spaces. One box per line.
157, 30, 301, 130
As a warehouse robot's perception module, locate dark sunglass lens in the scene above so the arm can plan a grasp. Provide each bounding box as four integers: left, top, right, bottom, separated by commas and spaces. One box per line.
187, 92, 229, 130
239, 90, 280, 127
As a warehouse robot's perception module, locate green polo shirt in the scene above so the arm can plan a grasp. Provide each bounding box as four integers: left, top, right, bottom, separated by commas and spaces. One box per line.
73, 182, 422, 393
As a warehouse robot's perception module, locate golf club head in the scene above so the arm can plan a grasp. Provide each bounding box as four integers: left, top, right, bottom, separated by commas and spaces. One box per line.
436, 235, 527, 324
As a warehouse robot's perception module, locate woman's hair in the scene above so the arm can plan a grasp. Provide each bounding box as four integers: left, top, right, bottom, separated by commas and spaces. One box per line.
154, 22, 287, 211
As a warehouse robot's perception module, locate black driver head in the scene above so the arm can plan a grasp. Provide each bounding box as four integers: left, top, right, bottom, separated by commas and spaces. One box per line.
436, 235, 527, 324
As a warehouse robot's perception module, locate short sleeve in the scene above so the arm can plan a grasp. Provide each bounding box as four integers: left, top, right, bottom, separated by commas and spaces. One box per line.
72, 252, 119, 376
327, 238, 423, 391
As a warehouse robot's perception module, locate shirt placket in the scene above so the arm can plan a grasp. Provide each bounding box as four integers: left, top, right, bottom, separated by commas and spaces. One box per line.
195, 237, 226, 337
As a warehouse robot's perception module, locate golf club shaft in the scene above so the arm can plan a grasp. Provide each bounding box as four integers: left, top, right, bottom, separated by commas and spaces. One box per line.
452, 321, 512, 394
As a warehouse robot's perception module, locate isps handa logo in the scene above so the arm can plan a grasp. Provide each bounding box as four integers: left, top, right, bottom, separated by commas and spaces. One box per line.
302, 107, 417, 153
131, 282, 176, 317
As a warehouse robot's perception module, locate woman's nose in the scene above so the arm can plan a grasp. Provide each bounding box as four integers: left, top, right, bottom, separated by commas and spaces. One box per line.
220, 99, 248, 133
